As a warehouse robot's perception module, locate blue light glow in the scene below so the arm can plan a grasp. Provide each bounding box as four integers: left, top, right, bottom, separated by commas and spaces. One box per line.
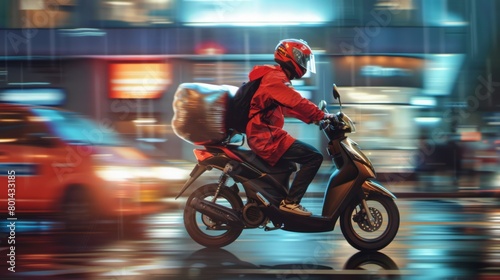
0, 88, 66, 106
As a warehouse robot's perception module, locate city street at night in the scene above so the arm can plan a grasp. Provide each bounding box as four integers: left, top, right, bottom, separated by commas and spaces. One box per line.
1, 1, 500, 280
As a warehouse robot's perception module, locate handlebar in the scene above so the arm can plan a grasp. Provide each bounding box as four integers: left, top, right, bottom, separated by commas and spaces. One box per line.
317, 84, 352, 132
319, 113, 346, 132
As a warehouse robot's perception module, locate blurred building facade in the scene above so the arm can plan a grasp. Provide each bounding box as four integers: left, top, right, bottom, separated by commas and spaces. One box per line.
0, 0, 498, 173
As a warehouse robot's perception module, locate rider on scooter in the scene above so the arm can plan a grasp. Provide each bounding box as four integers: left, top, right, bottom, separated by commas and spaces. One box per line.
245, 38, 337, 216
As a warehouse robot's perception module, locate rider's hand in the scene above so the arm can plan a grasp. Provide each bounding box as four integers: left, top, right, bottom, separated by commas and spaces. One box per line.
323, 113, 336, 120
323, 113, 344, 129
315, 113, 335, 125
324, 113, 339, 124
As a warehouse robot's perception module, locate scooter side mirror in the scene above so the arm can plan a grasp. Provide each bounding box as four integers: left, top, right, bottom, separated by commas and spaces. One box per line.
332, 84, 341, 100
318, 100, 327, 111
332, 84, 343, 112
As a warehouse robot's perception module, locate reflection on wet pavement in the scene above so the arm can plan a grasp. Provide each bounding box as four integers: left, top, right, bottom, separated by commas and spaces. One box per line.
0, 199, 498, 279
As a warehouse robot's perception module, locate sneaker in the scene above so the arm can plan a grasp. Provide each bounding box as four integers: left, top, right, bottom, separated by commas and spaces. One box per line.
279, 200, 312, 216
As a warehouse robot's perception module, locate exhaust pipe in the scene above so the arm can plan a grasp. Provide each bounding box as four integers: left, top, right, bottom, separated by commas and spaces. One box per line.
190, 197, 243, 227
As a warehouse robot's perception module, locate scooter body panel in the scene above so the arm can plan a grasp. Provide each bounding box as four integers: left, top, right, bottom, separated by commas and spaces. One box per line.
321, 138, 379, 219
257, 204, 335, 232
362, 180, 397, 199
321, 165, 372, 220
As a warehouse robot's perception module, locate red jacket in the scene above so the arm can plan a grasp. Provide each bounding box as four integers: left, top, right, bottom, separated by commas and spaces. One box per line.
246, 65, 325, 166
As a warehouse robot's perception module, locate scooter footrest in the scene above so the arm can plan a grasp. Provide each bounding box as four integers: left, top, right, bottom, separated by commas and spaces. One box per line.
261, 204, 335, 233
264, 226, 282, 231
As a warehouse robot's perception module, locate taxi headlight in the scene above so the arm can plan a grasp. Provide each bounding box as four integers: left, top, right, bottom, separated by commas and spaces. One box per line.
95, 165, 190, 182
95, 166, 136, 182
153, 166, 191, 181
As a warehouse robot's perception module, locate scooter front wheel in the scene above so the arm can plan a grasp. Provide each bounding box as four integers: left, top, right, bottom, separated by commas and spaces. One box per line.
340, 193, 400, 251
184, 184, 244, 248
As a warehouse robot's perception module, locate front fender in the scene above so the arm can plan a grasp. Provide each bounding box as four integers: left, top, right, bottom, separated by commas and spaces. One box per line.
362, 180, 397, 200
175, 164, 208, 199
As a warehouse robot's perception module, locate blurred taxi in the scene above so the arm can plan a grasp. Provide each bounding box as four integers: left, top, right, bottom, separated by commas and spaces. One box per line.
0, 103, 175, 230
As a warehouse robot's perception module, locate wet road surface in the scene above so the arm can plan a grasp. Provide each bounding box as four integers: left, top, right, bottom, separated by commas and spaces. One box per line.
1, 197, 498, 280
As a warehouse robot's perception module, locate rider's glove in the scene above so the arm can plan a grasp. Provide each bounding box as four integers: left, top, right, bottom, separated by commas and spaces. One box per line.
323, 113, 344, 129
324, 113, 339, 124
323, 113, 335, 120
316, 113, 335, 125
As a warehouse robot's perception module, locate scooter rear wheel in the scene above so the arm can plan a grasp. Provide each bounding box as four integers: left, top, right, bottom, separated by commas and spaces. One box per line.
340, 193, 399, 251
184, 184, 244, 248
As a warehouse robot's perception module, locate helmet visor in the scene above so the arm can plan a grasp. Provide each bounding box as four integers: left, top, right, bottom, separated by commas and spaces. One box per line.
292, 47, 316, 74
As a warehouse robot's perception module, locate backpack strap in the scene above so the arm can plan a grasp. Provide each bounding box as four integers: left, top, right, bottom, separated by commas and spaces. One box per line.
224, 129, 246, 147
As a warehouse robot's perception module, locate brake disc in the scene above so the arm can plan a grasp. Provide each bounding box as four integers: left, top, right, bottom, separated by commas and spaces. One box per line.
357, 207, 383, 232
202, 214, 217, 228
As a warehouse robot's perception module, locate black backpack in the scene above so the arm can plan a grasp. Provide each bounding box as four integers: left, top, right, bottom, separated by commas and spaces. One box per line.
226, 77, 276, 133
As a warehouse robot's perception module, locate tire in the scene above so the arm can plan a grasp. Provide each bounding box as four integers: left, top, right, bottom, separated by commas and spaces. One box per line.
184, 184, 244, 248
60, 186, 96, 233
340, 193, 399, 251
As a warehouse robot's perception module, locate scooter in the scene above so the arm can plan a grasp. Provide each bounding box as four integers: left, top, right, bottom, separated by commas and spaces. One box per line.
175, 84, 400, 251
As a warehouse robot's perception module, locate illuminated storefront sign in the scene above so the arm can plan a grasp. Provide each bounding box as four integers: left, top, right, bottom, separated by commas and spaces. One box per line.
109, 62, 171, 99
332, 56, 424, 88
360, 65, 413, 77
181, 0, 334, 26
332, 54, 465, 97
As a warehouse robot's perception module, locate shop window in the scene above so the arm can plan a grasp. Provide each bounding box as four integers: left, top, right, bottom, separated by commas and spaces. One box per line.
192, 62, 251, 86
97, 0, 175, 26
16, 0, 76, 28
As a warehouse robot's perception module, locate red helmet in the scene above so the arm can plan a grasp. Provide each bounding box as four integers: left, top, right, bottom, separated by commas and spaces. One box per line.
274, 39, 316, 79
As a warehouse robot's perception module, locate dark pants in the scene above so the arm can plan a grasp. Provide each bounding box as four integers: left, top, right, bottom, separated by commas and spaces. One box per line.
281, 140, 323, 203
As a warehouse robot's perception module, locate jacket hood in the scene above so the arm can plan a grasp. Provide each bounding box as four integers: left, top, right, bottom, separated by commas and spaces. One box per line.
249, 65, 283, 81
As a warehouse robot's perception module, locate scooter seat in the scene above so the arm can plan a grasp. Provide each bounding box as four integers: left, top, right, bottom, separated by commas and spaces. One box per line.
231, 148, 297, 174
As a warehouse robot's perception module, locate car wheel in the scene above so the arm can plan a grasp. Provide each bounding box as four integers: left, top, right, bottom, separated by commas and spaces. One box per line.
60, 186, 97, 233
